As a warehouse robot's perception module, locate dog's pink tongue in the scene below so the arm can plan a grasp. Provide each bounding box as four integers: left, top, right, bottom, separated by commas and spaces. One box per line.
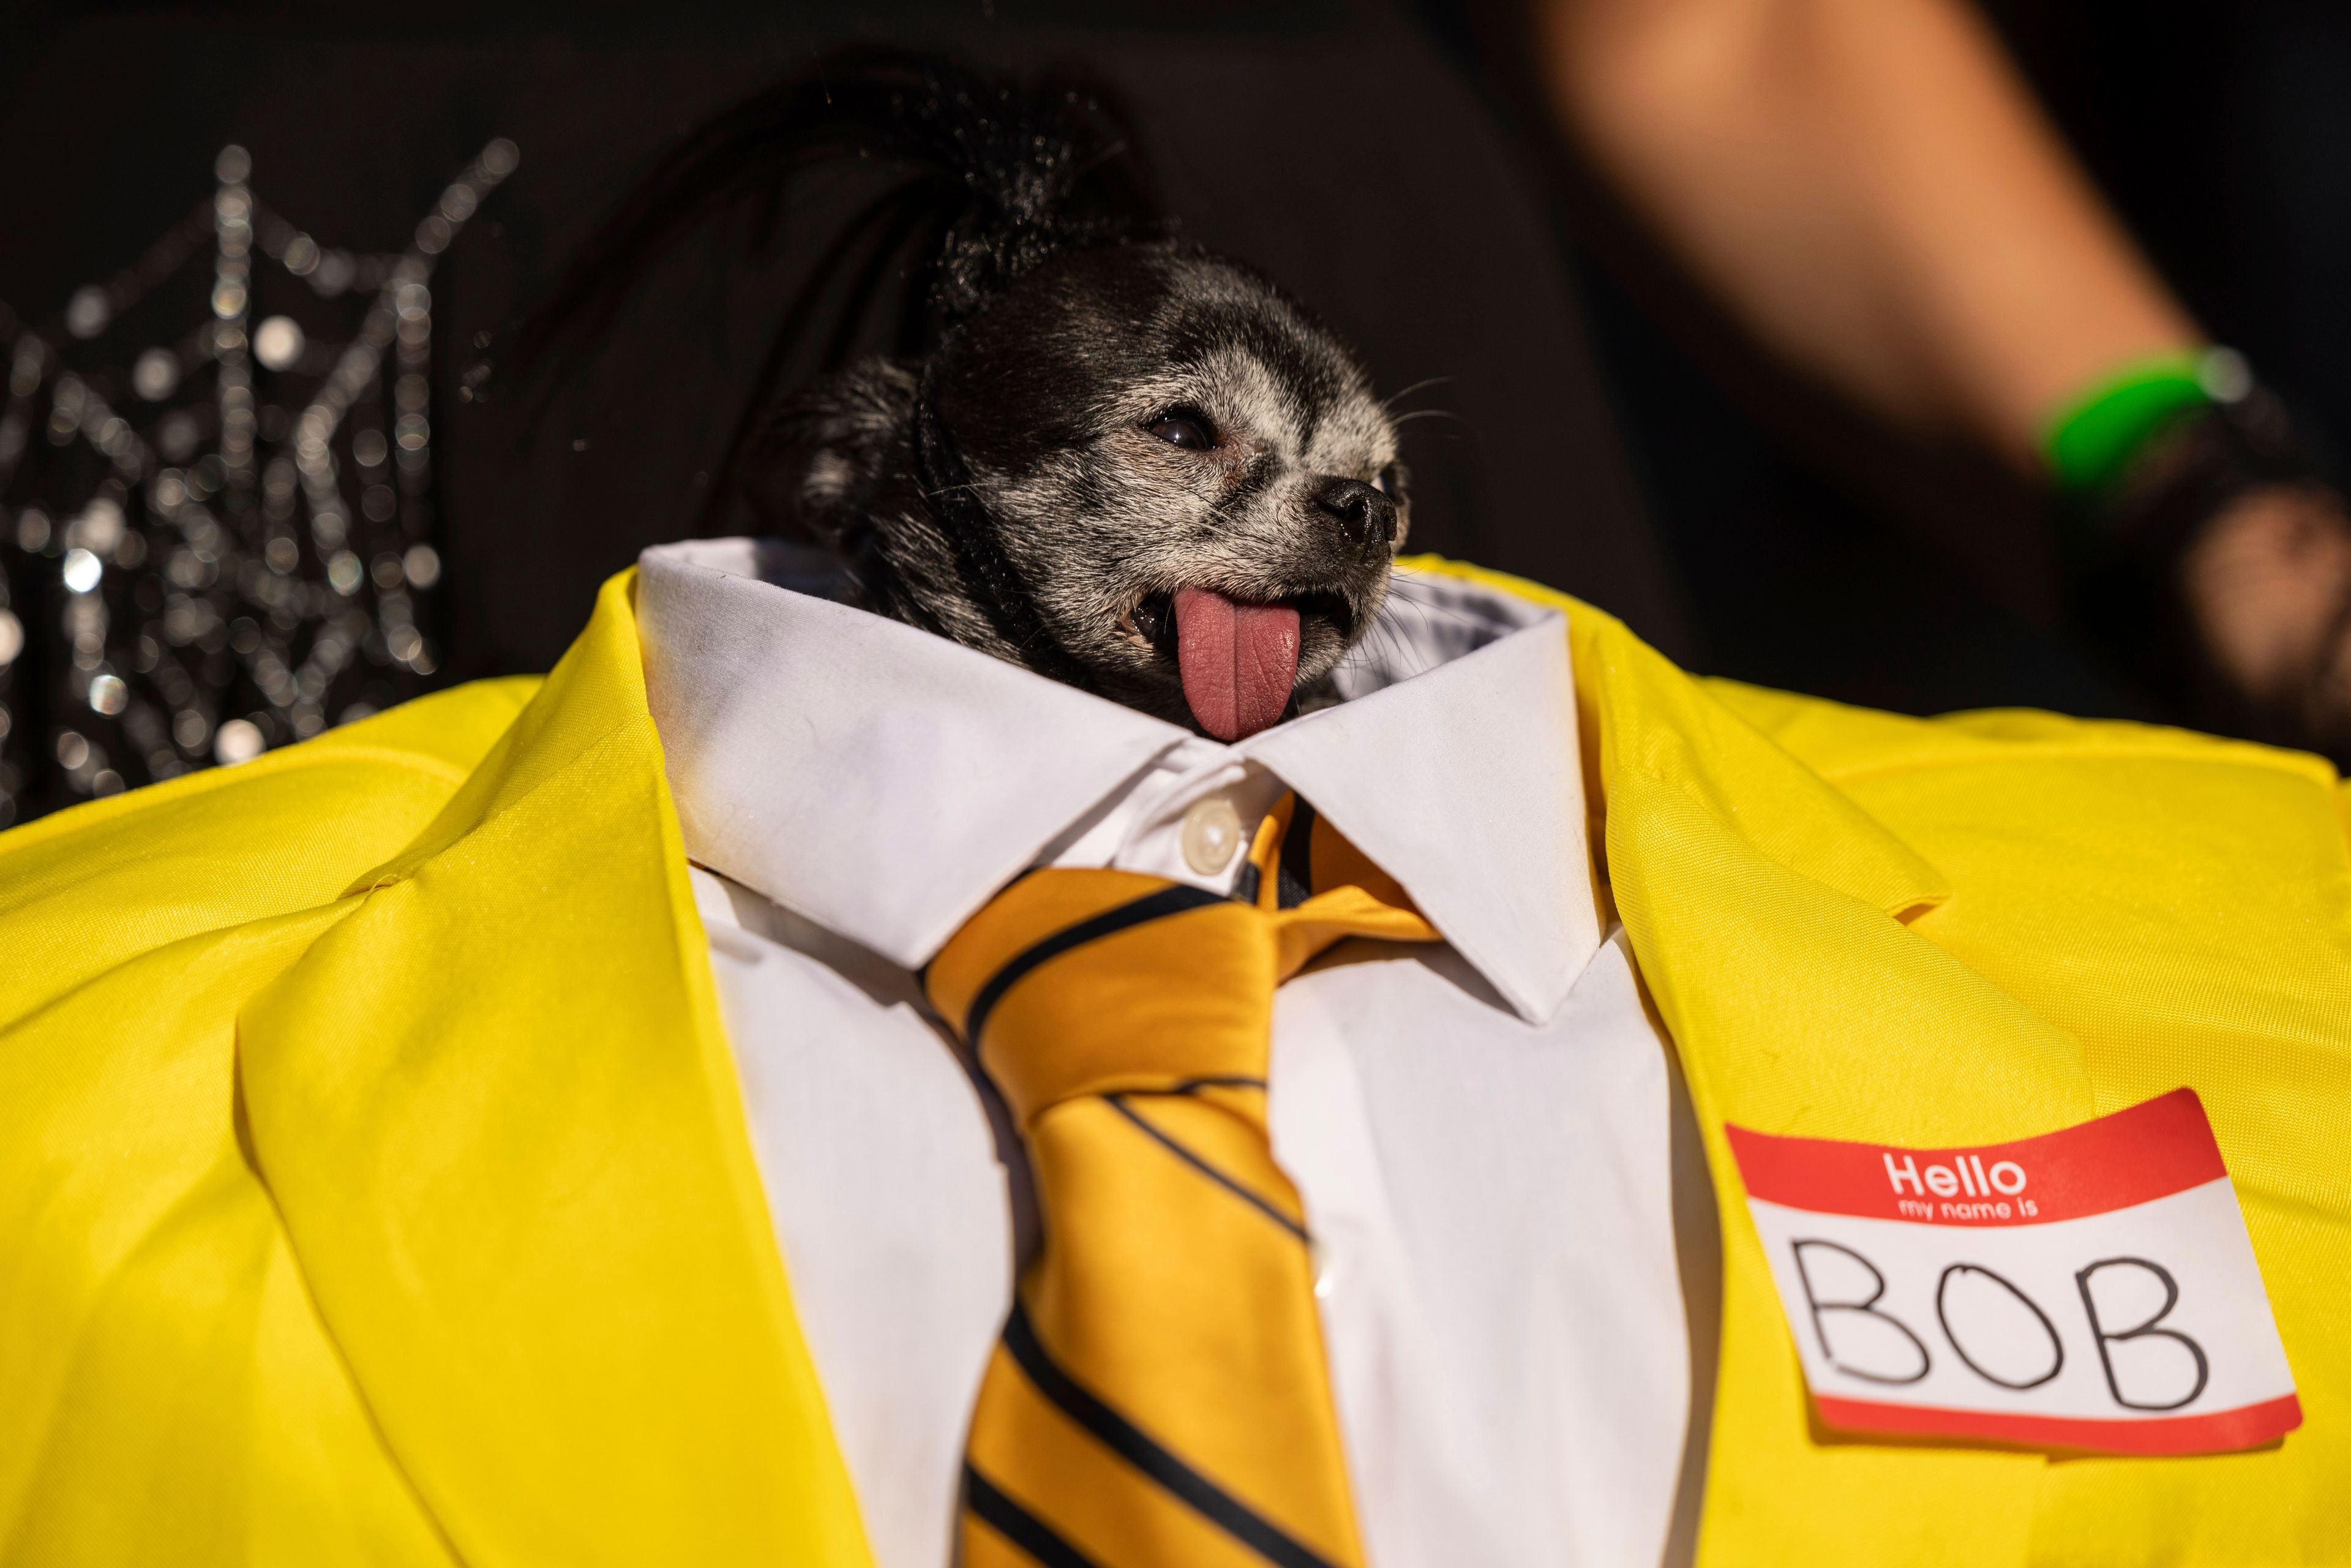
1174, 587, 1300, 742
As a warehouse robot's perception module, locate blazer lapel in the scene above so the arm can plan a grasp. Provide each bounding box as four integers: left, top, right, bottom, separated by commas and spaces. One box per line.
238, 571, 874, 1568
1404, 557, 2096, 1568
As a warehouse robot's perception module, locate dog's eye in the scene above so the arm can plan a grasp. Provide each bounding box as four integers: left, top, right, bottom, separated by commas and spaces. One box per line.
1147, 414, 1214, 451
1372, 465, 1401, 498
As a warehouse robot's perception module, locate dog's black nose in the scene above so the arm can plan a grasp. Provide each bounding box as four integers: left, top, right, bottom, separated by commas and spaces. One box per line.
1316, 479, 1398, 562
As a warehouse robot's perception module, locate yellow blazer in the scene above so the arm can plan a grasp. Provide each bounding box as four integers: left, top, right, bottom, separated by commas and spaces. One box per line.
2, 559, 2344, 1567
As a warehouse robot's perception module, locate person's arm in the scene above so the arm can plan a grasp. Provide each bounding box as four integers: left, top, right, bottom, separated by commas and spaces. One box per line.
1536, 0, 2351, 748
1537, 0, 2188, 463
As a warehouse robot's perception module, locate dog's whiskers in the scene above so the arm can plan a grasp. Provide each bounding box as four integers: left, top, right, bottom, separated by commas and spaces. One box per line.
1380, 375, 1453, 413
1382, 577, 1504, 625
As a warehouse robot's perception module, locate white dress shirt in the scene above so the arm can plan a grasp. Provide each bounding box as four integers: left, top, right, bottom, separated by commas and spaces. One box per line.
637, 538, 1697, 1568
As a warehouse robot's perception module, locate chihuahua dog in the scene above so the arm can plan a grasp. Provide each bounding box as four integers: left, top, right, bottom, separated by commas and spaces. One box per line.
508, 52, 1406, 742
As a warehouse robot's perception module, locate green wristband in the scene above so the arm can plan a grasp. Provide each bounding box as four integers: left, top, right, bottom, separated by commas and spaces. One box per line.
2041, 350, 2220, 497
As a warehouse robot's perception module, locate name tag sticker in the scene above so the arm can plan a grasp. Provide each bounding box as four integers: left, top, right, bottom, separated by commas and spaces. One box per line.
1727, 1088, 2300, 1456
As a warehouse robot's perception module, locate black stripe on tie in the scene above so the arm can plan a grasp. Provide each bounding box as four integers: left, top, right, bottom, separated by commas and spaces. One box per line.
1002, 1300, 1344, 1568
1103, 1093, 1310, 1242
964, 1465, 1104, 1567
963, 884, 1223, 1045
1277, 799, 1317, 909
1167, 1075, 1272, 1095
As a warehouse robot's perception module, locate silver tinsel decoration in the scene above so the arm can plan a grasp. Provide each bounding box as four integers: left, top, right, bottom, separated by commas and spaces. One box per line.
0, 137, 517, 826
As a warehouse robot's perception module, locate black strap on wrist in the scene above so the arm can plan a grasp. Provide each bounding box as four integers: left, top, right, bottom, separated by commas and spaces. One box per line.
2065, 382, 2336, 745
2085, 385, 2322, 565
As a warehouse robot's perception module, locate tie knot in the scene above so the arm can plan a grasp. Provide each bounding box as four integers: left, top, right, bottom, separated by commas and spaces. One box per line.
924, 797, 1437, 1126
924, 872, 1270, 1124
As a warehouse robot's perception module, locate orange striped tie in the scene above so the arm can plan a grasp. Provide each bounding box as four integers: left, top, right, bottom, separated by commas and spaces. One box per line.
924, 797, 1438, 1567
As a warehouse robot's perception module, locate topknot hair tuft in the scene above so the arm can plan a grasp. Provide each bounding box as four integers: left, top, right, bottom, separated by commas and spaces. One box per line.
500, 50, 1163, 390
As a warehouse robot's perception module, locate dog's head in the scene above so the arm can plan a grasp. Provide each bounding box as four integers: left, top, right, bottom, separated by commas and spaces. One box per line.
511, 51, 1408, 740
777, 242, 1406, 740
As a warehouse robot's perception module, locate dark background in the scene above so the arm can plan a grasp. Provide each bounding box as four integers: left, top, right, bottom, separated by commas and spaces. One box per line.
5, 0, 2346, 724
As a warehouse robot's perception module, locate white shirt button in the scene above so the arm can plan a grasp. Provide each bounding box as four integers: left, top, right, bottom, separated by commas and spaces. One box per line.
1180, 797, 1245, 876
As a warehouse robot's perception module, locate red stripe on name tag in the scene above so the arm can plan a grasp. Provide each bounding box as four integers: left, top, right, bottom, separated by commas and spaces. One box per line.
1813, 1391, 2303, 1457
1726, 1087, 2227, 1225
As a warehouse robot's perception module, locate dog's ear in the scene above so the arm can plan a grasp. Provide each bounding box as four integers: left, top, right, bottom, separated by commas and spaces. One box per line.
743, 358, 918, 546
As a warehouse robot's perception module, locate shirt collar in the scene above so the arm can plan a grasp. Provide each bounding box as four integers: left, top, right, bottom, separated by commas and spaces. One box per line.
637, 539, 1601, 1022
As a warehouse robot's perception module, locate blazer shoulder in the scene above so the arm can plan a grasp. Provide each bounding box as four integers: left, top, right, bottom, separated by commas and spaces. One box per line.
1701, 676, 2342, 792
0, 675, 541, 1027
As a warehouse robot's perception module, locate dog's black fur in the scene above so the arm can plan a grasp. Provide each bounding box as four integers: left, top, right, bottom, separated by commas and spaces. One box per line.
505, 51, 1406, 732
